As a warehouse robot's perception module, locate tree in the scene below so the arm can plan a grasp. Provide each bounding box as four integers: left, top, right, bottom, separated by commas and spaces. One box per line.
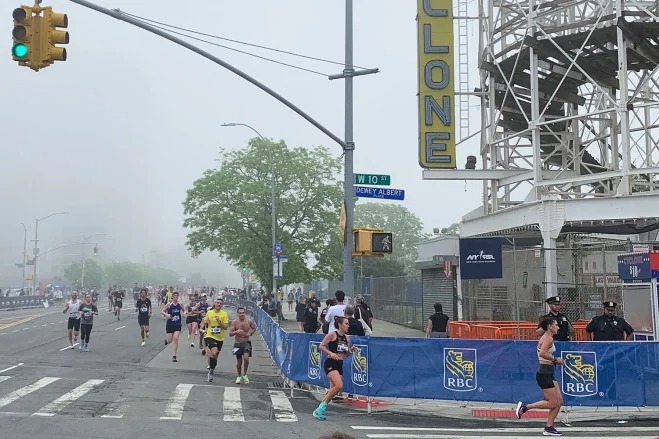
63, 259, 105, 289
441, 223, 460, 235
354, 203, 426, 274
183, 138, 344, 291
355, 255, 406, 278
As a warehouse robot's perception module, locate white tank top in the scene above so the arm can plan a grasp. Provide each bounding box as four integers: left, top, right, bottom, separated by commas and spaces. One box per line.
537, 338, 556, 364
68, 300, 81, 319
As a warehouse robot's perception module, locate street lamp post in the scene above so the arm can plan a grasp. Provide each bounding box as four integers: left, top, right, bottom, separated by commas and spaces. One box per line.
20, 223, 27, 292
80, 233, 106, 289
221, 122, 277, 294
33, 211, 69, 294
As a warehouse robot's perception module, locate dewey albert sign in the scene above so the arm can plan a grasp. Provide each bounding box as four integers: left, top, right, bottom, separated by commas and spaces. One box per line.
355, 186, 405, 201
459, 237, 503, 279
417, 0, 456, 169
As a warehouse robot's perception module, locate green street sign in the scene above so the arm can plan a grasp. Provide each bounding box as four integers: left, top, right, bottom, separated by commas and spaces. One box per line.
354, 173, 391, 186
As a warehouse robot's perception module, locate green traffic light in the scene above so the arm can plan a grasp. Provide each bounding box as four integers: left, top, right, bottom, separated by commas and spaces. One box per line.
12, 43, 27, 58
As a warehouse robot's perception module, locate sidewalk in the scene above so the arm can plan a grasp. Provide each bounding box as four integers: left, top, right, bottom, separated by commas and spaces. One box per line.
271, 303, 659, 423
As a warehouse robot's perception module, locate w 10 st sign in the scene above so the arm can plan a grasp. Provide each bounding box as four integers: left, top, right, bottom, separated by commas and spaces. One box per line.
459, 237, 503, 279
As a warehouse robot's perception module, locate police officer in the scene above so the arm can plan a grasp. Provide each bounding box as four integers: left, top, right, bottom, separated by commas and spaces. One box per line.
586, 301, 634, 341
536, 296, 574, 341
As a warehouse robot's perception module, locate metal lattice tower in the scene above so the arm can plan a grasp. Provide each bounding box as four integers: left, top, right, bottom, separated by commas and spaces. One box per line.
476, 0, 659, 212
457, 0, 471, 141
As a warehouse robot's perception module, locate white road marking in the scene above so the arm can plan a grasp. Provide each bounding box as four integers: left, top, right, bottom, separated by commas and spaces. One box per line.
268, 390, 297, 422
0, 333, 6, 336
0, 363, 23, 374
22, 328, 29, 331
160, 384, 193, 420
114, 326, 126, 331
0, 376, 11, 384
59, 343, 79, 351
10, 330, 17, 333
352, 426, 659, 433
49, 322, 56, 325
0, 377, 60, 409
41, 324, 47, 327
223, 386, 244, 422
33, 379, 104, 416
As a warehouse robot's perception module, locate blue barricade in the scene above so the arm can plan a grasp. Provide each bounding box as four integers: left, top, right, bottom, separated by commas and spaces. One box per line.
232, 299, 659, 407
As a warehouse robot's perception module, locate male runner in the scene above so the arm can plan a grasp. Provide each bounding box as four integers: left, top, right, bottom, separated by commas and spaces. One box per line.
63, 291, 81, 349
229, 306, 257, 384
200, 297, 229, 382
113, 288, 125, 321
197, 293, 210, 355
135, 288, 152, 346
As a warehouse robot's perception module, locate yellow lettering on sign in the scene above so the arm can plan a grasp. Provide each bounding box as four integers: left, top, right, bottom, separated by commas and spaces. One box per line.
417, 0, 456, 169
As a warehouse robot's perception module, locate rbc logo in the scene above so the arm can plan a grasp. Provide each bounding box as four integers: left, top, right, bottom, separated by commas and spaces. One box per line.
308, 341, 321, 380
561, 351, 598, 397
351, 344, 368, 387
444, 348, 477, 392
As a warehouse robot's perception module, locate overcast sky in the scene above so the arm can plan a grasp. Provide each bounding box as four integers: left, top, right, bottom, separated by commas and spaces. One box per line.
1, 0, 482, 288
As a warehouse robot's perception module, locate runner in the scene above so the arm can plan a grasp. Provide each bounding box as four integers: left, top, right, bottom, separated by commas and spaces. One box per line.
135, 288, 152, 346
200, 297, 229, 382
62, 291, 82, 349
229, 306, 257, 384
161, 291, 185, 362
186, 295, 200, 347
113, 288, 124, 321
515, 316, 565, 436
197, 293, 210, 355
78, 293, 98, 352
313, 316, 357, 420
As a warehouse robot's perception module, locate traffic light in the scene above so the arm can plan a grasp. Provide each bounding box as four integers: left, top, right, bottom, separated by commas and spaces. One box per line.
371, 232, 393, 253
353, 228, 394, 256
12, 6, 34, 67
93, 246, 98, 256
40, 6, 68, 68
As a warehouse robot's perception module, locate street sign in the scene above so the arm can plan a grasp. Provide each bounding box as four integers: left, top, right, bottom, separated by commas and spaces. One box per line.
443, 261, 453, 278
355, 186, 405, 201
272, 254, 289, 261
274, 242, 283, 255
355, 173, 391, 186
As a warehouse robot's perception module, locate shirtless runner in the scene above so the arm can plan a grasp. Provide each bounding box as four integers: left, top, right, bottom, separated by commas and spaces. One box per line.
229, 306, 257, 384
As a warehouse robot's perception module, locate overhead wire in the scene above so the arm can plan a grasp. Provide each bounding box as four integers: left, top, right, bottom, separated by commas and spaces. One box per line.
120, 11, 374, 76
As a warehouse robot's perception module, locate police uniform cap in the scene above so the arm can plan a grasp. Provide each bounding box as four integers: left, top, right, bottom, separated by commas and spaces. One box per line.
603, 301, 617, 309
545, 296, 561, 305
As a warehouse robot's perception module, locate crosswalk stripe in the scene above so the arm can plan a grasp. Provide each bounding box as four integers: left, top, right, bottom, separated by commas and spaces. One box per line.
268, 390, 297, 422
33, 379, 104, 417
0, 377, 60, 410
223, 387, 244, 422
160, 384, 193, 420
0, 376, 11, 384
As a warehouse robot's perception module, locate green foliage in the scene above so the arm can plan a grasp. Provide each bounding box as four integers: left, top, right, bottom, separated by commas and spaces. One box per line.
355, 255, 406, 278
354, 203, 426, 274
183, 138, 344, 291
63, 259, 105, 289
441, 223, 460, 235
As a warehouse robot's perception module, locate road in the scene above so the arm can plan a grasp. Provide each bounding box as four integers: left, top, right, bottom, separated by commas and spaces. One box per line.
0, 305, 658, 439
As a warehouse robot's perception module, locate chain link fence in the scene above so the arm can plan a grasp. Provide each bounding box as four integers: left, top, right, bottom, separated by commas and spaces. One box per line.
461, 237, 629, 325
357, 275, 423, 330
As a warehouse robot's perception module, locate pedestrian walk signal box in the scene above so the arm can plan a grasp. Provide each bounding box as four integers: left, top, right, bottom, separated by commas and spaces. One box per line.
353, 228, 393, 257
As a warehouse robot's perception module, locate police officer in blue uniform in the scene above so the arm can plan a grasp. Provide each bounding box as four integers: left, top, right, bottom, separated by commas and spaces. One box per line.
585, 301, 634, 341
536, 296, 574, 341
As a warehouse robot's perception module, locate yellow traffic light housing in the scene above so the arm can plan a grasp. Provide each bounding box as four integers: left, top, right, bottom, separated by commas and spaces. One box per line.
11, 6, 34, 67
40, 6, 68, 66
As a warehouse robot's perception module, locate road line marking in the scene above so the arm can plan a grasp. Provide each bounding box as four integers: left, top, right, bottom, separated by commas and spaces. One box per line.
0, 363, 24, 374
351, 426, 659, 433
0, 376, 11, 384
0, 315, 41, 331
100, 414, 124, 419
22, 328, 30, 331
223, 386, 244, 422
41, 324, 47, 327
0, 377, 60, 409
59, 343, 79, 351
268, 390, 297, 422
0, 333, 6, 336
33, 379, 104, 416
49, 322, 56, 325
10, 330, 17, 333
160, 384, 193, 420
114, 326, 126, 331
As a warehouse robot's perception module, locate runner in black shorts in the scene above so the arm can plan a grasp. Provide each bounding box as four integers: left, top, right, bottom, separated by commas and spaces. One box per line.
63, 291, 82, 350
135, 288, 152, 347
162, 291, 184, 362
229, 306, 256, 384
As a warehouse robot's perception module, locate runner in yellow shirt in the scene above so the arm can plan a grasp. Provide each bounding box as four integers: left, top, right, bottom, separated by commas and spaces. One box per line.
200, 297, 229, 382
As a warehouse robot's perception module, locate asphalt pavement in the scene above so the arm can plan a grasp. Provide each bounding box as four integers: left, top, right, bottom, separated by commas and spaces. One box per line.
1, 303, 658, 439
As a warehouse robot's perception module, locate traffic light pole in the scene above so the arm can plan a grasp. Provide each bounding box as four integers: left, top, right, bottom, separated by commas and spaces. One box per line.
67, 0, 378, 298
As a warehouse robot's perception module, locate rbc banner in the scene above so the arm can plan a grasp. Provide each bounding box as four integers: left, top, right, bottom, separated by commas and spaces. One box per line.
236, 299, 659, 407
459, 237, 503, 279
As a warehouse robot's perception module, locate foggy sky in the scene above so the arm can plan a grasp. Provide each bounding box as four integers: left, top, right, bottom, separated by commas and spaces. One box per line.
1, 0, 482, 288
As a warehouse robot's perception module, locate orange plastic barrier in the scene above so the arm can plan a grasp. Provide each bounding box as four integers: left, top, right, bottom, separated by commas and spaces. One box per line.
449, 320, 592, 340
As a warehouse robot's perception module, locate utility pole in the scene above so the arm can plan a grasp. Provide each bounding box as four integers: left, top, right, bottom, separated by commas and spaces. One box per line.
20, 223, 27, 292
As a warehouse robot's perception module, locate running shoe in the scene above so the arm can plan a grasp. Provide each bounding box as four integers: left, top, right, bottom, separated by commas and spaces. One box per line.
235, 376, 242, 384
208, 370, 214, 383
172, 356, 177, 363
141, 340, 146, 347
543, 426, 562, 436
83, 346, 89, 352
515, 401, 528, 419
78, 342, 84, 350
243, 375, 250, 384
312, 408, 326, 421
190, 342, 195, 347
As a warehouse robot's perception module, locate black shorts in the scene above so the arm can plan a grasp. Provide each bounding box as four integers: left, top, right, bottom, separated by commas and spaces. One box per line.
204, 338, 223, 350
138, 314, 150, 326
536, 364, 556, 389
323, 358, 343, 376
67, 317, 81, 331
114, 300, 123, 309
233, 341, 252, 358
166, 325, 182, 334
185, 316, 197, 325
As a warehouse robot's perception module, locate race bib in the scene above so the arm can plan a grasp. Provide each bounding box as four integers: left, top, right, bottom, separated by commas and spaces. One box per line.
200, 311, 207, 317
84, 312, 91, 318
69, 312, 78, 318
211, 327, 221, 334
337, 342, 349, 352
140, 306, 148, 313
171, 315, 180, 322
